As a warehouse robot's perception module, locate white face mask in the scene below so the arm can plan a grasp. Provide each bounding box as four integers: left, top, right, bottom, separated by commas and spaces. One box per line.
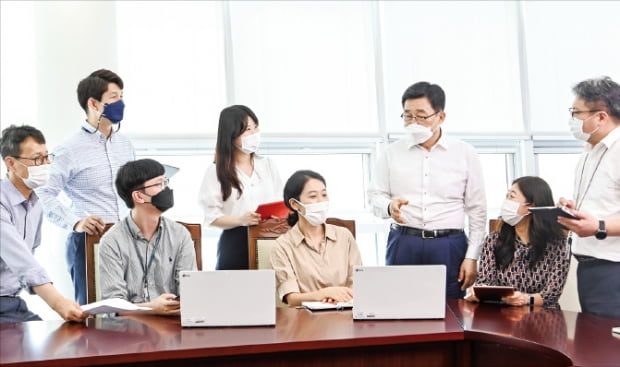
405, 123, 433, 145
568, 116, 599, 142
295, 199, 329, 226
240, 131, 261, 154
15, 162, 50, 189
500, 199, 529, 227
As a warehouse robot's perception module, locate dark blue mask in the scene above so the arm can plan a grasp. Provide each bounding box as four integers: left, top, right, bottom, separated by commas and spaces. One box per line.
102, 99, 125, 124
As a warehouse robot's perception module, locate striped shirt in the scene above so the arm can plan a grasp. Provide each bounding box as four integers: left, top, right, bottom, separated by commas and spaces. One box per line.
98, 215, 197, 303
0, 179, 52, 296
36, 122, 135, 230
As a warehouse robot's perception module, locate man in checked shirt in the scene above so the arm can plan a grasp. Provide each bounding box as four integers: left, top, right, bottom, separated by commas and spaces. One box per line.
37, 69, 135, 305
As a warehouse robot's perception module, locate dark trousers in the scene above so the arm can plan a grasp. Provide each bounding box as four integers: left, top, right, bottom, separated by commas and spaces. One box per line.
216, 226, 249, 270
65, 232, 87, 305
0, 296, 41, 323
576, 256, 620, 320
386, 228, 467, 299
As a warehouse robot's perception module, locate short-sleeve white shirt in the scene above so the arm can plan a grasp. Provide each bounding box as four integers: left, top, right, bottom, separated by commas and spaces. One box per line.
197, 156, 282, 226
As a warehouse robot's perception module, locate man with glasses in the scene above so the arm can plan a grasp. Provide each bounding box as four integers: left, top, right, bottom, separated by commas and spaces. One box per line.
37, 69, 135, 305
1, 125, 87, 322
557, 76, 620, 319
98, 159, 196, 315
368, 81, 486, 299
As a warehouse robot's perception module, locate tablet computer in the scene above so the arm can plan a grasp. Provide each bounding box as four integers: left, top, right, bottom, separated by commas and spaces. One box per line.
256, 201, 290, 220
473, 286, 515, 302
163, 164, 180, 179
528, 206, 578, 220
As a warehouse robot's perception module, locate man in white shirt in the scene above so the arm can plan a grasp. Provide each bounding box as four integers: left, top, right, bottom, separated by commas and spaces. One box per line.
369, 81, 487, 298
558, 76, 620, 319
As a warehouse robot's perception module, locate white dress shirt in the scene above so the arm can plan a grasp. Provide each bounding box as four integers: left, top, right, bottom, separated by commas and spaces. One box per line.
197, 155, 283, 226
571, 126, 620, 261
368, 132, 487, 259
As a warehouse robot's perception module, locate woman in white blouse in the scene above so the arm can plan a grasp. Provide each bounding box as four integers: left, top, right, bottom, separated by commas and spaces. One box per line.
198, 105, 282, 269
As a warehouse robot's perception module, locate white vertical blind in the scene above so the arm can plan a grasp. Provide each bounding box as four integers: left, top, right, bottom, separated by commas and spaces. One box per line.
229, 1, 378, 133
380, 1, 524, 133
522, 1, 620, 133
116, 1, 227, 135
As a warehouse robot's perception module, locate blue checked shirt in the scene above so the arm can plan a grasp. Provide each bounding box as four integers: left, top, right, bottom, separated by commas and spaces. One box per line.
0, 179, 52, 296
37, 122, 135, 230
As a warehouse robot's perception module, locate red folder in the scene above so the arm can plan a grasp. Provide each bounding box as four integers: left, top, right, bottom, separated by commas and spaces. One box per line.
256, 201, 291, 220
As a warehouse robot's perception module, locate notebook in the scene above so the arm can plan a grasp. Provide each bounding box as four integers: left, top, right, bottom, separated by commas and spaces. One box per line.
302, 301, 354, 311
353, 265, 446, 320
180, 270, 276, 327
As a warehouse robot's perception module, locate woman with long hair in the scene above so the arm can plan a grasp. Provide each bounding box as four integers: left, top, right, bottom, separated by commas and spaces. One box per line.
198, 105, 282, 269
467, 176, 570, 308
270, 170, 362, 307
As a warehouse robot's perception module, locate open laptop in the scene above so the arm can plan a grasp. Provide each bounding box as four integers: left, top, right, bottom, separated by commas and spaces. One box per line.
180, 270, 276, 327
353, 265, 446, 320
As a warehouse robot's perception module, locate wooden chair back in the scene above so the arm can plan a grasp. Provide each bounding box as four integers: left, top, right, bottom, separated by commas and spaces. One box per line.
85, 223, 114, 304
247, 217, 356, 270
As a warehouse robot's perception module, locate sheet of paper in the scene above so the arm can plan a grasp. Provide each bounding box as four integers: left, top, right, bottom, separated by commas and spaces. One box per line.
81, 298, 152, 315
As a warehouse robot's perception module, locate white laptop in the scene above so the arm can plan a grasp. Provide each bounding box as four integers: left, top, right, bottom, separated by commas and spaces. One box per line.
353, 265, 446, 320
180, 270, 276, 327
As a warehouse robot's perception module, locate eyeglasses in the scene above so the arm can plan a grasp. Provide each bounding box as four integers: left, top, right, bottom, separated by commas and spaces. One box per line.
12, 154, 54, 166
400, 111, 440, 123
568, 108, 601, 118
135, 178, 169, 192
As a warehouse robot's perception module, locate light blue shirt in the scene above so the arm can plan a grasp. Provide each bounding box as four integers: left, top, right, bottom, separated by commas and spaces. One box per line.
0, 178, 52, 296
37, 122, 135, 230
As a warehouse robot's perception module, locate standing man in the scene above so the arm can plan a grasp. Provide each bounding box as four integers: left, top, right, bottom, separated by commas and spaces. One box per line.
1, 125, 87, 322
558, 76, 620, 319
368, 81, 487, 298
37, 69, 135, 305
99, 159, 196, 315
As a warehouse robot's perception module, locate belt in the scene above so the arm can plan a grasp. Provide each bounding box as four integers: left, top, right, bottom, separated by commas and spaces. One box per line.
391, 223, 463, 239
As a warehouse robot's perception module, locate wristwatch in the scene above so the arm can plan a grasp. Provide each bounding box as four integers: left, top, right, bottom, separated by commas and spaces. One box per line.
595, 220, 607, 240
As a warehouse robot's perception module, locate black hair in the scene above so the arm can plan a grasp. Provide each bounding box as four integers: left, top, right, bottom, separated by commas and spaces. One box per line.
214, 105, 259, 201
283, 170, 326, 226
0, 124, 46, 159
572, 76, 620, 121
115, 158, 165, 209
401, 81, 446, 112
77, 69, 124, 114
495, 176, 566, 270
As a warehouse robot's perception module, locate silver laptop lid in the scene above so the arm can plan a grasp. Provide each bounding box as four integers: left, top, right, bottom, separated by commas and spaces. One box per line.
180, 270, 276, 327
353, 265, 446, 320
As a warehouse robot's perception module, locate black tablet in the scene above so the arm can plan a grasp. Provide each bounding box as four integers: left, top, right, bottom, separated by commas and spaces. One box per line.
528, 206, 578, 220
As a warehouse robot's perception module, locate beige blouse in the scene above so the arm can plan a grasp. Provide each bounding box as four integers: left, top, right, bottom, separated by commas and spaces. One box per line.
270, 223, 363, 302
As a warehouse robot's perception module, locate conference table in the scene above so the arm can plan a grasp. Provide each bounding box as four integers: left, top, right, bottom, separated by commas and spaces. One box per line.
1, 299, 618, 367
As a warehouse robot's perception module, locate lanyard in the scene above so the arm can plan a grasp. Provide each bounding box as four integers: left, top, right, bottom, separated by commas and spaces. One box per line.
574, 147, 608, 211
126, 217, 163, 301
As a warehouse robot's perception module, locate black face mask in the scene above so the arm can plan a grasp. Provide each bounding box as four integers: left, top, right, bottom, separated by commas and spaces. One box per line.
143, 187, 174, 212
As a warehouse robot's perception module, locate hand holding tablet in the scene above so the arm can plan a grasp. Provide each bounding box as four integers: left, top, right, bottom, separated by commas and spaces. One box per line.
528, 206, 578, 220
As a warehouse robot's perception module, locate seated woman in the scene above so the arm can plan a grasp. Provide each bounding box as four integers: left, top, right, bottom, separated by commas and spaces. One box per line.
270, 170, 362, 307
466, 176, 569, 309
